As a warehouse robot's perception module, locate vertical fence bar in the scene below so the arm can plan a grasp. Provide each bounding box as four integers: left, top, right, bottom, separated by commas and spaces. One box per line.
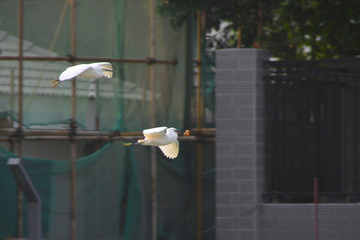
196, 10, 204, 240
70, 0, 77, 239
149, 0, 157, 240
351, 85, 358, 201
17, 0, 24, 237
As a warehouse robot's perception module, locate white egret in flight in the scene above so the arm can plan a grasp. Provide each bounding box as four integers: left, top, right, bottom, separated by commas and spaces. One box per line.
124, 126, 191, 159
51, 62, 113, 87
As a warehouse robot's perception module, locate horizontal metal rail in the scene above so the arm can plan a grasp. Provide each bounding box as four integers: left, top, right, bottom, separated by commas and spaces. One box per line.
0, 127, 215, 136
264, 192, 360, 197
0, 127, 215, 142
0, 56, 177, 65
265, 57, 360, 65
0, 135, 215, 142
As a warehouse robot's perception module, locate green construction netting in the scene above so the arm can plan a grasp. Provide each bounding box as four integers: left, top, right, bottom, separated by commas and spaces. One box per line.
0, 0, 214, 239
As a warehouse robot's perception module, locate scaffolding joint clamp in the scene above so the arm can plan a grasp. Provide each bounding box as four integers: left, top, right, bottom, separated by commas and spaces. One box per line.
68, 119, 78, 142
195, 132, 205, 142
9, 127, 24, 143
172, 59, 178, 65
194, 60, 202, 66
66, 54, 76, 63
109, 130, 120, 141
147, 57, 156, 65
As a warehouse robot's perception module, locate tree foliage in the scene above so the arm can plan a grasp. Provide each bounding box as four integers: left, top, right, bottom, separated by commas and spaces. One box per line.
157, 0, 360, 59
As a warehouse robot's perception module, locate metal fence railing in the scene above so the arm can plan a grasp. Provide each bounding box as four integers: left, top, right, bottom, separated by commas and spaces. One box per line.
264, 58, 360, 203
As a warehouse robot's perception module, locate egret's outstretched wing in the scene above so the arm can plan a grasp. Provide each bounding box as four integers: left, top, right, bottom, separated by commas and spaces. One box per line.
58, 64, 91, 81
143, 126, 167, 139
159, 141, 179, 159
90, 62, 113, 78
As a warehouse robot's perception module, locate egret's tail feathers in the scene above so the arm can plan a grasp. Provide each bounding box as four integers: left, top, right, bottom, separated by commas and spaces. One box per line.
50, 79, 60, 87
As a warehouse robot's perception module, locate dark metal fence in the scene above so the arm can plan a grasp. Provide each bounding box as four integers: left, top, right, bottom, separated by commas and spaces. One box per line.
264, 58, 360, 203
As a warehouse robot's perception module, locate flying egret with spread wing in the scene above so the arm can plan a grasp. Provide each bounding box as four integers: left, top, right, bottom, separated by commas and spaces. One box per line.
51, 62, 113, 87
124, 126, 191, 159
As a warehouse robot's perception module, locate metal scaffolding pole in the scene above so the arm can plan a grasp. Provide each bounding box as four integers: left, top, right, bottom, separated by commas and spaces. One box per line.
17, 0, 24, 237
196, 10, 205, 240
0, 135, 214, 143
149, 0, 157, 239
0, 128, 214, 142
0, 56, 177, 64
0, 127, 215, 137
70, 0, 77, 239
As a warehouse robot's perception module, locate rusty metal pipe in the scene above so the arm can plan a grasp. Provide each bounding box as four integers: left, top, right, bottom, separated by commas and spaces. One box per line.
148, 0, 158, 239
0, 135, 215, 142
0, 56, 177, 64
196, 10, 205, 240
0, 135, 214, 142
0, 128, 142, 136
17, 0, 24, 237
0, 128, 215, 138
69, 0, 77, 239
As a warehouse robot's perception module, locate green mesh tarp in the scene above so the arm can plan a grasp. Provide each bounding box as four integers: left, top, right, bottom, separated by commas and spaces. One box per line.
0, 0, 214, 239
0, 142, 138, 239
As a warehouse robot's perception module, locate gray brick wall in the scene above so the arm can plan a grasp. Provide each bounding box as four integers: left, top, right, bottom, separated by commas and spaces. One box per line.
216, 49, 269, 240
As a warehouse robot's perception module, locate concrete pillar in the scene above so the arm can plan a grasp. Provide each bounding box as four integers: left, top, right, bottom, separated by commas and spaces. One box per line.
215, 49, 269, 240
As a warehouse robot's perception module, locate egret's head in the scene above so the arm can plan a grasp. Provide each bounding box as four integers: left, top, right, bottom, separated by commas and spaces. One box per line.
175, 129, 183, 136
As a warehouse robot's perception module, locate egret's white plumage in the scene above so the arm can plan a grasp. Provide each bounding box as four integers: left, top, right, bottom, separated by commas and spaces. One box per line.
124, 126, 183, 159
51, 62, 113, 87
